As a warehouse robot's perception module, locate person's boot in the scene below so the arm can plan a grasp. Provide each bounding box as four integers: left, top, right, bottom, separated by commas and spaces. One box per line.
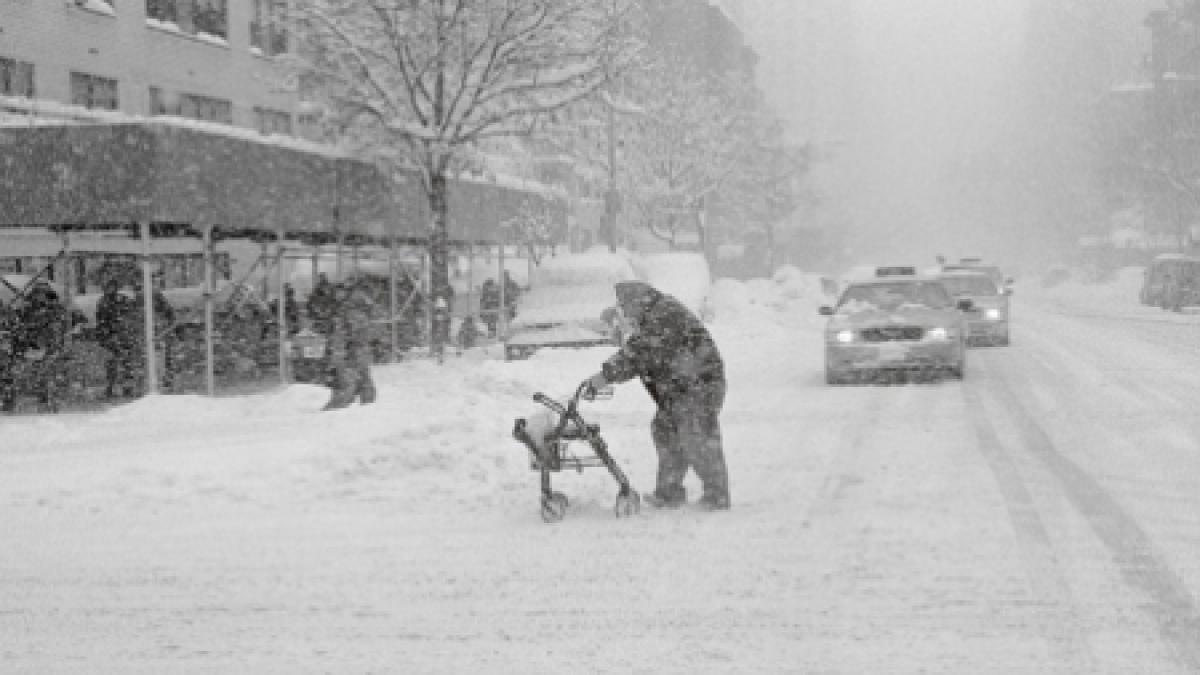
644, 486, 687, 509
358, 380, 377, 405
322, 389, 355, 411
697, 493, 731, 511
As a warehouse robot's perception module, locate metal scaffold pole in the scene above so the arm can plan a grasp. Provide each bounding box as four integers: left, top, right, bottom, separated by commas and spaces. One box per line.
203, 225, 215, 396
139, 221, 159, 395
276, 229, 288, 385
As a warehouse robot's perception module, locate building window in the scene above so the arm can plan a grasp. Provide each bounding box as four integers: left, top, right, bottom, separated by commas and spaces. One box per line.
181, 93, 232, 124
0, 57, 35, 98
146, 0, 227, 39
254, 107, 293, 136
250, 0, 288, 55
150, 87, 233, 125
70, 72, 119, 110
149, 86, 179, 115
145, 0, 177, 23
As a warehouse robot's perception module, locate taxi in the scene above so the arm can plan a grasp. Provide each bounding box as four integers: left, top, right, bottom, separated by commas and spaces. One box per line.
819, 267, 971, 384
937, 270, 1010, 346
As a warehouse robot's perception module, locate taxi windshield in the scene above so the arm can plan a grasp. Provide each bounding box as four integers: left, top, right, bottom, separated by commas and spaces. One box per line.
938, 275, 999, 297
836, 281, 953, 311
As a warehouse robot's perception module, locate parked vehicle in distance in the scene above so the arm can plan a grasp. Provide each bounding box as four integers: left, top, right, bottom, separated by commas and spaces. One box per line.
819, 267, 971, 385
503, 251, 638, 361
1140, 253, 1200, 311
937, 270, 1011, 346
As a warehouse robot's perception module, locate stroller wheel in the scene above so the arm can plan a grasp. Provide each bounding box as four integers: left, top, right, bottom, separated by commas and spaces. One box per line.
541, 492, 569, 523
614, 490, 641, 518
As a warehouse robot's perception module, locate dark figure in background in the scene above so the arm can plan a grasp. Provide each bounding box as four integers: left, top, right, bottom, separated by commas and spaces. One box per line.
95, 280, 138, 398
307, 274, 339, 337
11, 283, 72, 413
582, 281, 730, 511
479, 278, 501, 338
0, 303, 17, 412
457, 315, 479, 352
270, 283, 302, 336
323, 281, 379, 411
503, 271, 520, 321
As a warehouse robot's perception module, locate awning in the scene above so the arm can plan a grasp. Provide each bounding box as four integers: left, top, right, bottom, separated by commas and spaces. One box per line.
0, 121, 566, 244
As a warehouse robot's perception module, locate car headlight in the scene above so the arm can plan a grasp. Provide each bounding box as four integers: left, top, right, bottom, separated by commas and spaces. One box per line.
984, 308, 1002, 320
833, 329, 855, 343
926, 326, 950, 341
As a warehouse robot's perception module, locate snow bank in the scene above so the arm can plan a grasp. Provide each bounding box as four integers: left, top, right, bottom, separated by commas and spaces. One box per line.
1032, 265, 1144, 309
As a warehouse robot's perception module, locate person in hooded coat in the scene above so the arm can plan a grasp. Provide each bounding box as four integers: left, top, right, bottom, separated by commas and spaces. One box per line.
95, 279, 138, 398
583, 280, 730, 510
12, 282, 71, 413
322, 280, 379, 411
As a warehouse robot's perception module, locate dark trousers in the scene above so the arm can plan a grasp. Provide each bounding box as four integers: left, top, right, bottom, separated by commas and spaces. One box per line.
481, 309, 499, 337
650, 380, 729, 503
324, 355, 376, 410
104, 344, 137, 396
0, 363, 13, 411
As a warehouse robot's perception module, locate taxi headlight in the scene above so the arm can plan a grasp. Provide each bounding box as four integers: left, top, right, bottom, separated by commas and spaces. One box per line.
926, 326, 950, 341
833, 329, 855, 343
984, 308, 1002, 320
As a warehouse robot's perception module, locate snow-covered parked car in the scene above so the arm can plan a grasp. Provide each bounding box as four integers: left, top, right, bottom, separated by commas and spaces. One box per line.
503, 250, 638, 361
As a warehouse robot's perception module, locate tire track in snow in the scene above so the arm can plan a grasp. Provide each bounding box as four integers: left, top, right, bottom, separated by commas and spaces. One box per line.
798, 384, 889, 610
982, 354, 1200, 672
961, 378, 1097, 671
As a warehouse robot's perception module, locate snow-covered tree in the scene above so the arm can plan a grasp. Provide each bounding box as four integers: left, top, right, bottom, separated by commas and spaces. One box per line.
726, 114, 815, 274
614, 59, 758, 253
287, 0, 638, 315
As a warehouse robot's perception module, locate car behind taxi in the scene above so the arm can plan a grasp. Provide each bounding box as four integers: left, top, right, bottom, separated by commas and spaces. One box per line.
936, 270, 1011, 346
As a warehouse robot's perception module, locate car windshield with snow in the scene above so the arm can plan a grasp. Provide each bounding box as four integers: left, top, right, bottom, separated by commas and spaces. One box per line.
941, 259, 1007, 289
503, 252, 638, 361
819, 276, 969, 384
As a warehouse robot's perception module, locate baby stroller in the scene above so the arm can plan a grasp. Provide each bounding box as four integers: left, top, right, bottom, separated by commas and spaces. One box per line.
512, 381, 641, 523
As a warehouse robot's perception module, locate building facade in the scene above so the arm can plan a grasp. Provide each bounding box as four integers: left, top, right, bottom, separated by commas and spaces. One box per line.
0, 0, 295, 134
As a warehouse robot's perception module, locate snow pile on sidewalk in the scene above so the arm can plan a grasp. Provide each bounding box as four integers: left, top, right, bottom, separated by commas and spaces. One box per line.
1026, 266, 1145, 312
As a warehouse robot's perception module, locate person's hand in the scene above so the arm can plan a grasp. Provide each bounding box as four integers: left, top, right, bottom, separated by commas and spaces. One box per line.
581, 372, 608, 398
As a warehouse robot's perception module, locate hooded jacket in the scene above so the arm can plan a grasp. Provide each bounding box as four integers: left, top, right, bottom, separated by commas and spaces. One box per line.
601, 281, 724, 406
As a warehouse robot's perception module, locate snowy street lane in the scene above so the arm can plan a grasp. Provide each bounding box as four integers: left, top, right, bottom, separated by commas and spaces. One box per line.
2, 284, 1200, 672
961, 294, 1200, 672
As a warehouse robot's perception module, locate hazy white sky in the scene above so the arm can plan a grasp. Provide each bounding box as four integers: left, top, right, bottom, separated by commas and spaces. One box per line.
732, 0, 1030, 259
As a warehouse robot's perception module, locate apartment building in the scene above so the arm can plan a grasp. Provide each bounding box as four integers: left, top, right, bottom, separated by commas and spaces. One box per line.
0, 0, 296, 135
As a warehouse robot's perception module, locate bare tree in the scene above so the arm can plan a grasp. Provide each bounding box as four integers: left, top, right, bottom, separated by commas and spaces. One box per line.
727, 115, 815, 274
288, 0, 638, 318
613, 60, 758, 255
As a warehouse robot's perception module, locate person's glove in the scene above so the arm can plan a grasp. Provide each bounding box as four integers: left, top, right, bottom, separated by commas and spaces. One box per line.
581, 372, 608, 398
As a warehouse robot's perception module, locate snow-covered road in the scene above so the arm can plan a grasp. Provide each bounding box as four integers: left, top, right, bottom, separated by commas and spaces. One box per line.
2, 276, 1199, 673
